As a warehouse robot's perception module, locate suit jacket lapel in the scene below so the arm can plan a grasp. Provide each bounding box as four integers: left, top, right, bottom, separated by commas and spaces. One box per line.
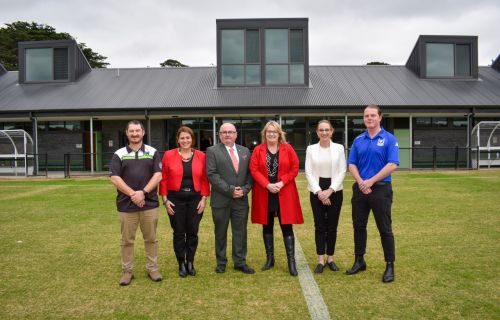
235, 145, 246, 175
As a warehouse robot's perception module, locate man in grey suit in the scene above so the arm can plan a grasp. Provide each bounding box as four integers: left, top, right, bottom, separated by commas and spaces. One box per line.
206, 123, 255, 274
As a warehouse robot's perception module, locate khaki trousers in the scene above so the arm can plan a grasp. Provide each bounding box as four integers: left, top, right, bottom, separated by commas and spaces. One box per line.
119, 208, 159, 272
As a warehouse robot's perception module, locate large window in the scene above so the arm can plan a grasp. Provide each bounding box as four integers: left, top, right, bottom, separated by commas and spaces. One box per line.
426, 43, 471, 77
265, 29, 304, 85
25, 47, 69, 82
221, 29, 260, 85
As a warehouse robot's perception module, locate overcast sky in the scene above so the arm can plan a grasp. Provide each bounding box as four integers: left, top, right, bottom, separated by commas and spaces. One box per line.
1, 0, 499, 68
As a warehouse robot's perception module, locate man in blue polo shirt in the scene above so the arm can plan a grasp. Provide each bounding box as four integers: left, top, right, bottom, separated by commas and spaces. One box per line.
346, 105, 399, 283
110, 120, 163, 286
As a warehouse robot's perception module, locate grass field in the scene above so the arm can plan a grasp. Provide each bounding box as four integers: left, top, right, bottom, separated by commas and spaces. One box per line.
0, 171, 499, 319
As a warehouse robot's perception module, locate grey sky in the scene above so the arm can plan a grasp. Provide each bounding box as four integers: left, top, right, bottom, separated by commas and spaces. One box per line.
1, 0, 499, 68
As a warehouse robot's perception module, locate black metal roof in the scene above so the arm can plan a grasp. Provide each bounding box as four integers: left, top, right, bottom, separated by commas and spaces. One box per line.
0, 65, 499, 115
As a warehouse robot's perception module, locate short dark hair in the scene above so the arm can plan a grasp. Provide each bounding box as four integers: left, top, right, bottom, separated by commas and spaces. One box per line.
365, 104, 382, 116
176, 126, 196, 148
126, 120, 145, 131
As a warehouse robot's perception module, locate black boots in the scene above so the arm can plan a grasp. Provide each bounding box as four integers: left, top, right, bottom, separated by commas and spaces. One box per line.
283, 235, 298, 276
345, 255, 395, 282
345, 255, 366, 275
262, 234, 275, 271
178, 258, 187, 278
382, 262, 394, 283
187, 260, 196, 276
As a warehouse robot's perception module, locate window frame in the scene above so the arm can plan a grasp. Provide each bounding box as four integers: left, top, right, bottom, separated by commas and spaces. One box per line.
425, 42, 472, 78
220, 29, 261, 86
264, 28, 305, 86
419, 36, 478, 79
24, 47, 70, 83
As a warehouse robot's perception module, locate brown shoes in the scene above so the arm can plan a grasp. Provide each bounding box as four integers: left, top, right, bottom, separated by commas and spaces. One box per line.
148, 270, 163, 282
119, 270, 162, 285
119, 271, 134, 286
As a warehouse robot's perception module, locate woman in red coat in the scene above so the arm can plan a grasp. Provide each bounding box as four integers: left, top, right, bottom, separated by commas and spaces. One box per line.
159, 126, 210, 277
250, 121, 304, 276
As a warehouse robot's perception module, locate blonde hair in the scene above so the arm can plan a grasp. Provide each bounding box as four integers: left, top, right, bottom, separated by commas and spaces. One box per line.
261, 121, 287, 144
317, 119, 334, 132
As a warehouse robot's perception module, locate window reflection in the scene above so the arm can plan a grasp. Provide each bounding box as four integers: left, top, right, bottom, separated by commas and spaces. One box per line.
221, 30, 244, 64
265, 29, 288, 63
26, 48, 53, 81
265, 65, 288, 85
426, 43, 454, 77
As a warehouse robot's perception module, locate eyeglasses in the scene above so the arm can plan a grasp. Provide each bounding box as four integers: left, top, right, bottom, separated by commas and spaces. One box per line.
219, 131, 236, 135
318, 129, 331, 132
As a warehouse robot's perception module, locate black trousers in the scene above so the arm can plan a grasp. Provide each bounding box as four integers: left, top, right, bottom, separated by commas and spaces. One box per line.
263, 210, 294, 237
310, 178, 343, 256
168, 192, 203, 262
351, 183, 395, 262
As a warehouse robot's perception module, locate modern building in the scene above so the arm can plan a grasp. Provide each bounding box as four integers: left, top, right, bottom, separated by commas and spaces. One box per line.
0, 18, 499, 173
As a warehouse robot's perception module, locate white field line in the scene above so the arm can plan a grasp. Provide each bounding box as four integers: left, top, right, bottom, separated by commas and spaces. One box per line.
295, 237, 331, 320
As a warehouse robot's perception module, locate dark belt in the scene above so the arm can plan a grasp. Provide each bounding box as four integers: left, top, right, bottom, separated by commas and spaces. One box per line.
374, 182, 391, 186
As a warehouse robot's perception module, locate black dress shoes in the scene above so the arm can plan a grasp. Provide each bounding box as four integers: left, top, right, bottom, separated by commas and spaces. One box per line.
326, 261, 339, 272
382, 262, 395, 283
187, 261, 196, 276
234, 264, 255, 274
314, 263, 325, 274
215, 265, 226, 273
345, 255, 366, 275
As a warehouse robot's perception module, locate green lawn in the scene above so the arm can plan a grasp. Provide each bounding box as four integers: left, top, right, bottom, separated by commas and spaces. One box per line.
0, 171, 499, 319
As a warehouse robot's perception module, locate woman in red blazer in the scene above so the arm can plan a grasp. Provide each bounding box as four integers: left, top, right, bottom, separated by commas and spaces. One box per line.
159, 126, 210, 278
250, 121, 304, 276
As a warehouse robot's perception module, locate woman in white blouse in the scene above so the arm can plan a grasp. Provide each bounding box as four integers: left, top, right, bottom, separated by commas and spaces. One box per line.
305, 120, 346, 274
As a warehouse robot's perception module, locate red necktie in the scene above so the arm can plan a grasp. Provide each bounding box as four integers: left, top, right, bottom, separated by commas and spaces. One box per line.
229, 147, 239, 172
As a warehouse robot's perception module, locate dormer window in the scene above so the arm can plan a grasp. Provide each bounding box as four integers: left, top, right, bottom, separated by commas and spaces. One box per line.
18, 39, 91, 84
426, 43, 470, 77
406, 35, 478, 79
217, 18, 309, 87
25, 47, 69, 81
